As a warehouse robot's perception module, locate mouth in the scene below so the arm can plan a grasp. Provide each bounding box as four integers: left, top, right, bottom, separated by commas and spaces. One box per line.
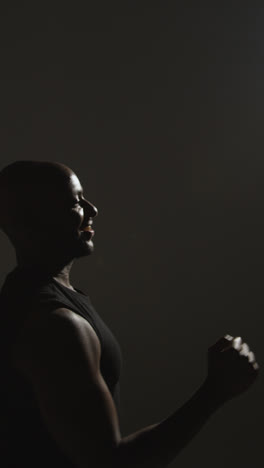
80, 225, 95, 239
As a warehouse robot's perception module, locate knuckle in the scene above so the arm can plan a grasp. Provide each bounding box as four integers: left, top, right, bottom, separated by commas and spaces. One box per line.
224, 334, 234, 341
234, 336, 242, 342
248, 351, 255, 363
233, 336, 243, 350
240, 343, 250, 355
239, 350, 249, 359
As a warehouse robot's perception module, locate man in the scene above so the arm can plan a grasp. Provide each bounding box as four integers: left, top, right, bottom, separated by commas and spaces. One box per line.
0, 160, 259, 468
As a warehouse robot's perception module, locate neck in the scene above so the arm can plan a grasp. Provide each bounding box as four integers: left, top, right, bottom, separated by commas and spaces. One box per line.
15, 252, 75, 288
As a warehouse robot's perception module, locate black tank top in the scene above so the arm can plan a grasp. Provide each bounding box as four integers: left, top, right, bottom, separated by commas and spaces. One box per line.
0, 266, 122, 468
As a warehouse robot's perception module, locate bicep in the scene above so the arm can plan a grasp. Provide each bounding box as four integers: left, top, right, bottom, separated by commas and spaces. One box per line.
16, 308, 121, 468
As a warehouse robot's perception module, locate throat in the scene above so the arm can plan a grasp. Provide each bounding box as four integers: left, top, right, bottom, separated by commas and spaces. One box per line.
52, 277, 75, 291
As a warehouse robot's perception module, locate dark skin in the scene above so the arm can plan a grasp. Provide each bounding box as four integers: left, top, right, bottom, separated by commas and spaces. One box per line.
10, 163, 98, 289
9, 163, 259, 468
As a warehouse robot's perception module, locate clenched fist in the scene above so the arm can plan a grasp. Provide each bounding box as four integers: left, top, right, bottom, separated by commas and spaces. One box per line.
204, 334, 259, 408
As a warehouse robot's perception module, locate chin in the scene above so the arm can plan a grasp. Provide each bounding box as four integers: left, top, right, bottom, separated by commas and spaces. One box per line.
74, 238, 95, 258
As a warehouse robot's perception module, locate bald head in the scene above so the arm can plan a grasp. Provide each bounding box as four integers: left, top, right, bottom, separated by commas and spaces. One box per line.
0, 160, 75, 241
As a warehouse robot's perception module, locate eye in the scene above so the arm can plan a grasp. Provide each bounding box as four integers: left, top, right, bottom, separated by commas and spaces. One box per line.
73, 198, 84, 207
70, 199, 79, 207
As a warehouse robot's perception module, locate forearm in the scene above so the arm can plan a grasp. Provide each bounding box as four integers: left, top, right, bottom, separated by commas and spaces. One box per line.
113, 381, 221, 468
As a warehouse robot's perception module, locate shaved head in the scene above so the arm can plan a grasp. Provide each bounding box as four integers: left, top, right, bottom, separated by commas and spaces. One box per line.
0, 160, 75, 241
0, 159, 98, 279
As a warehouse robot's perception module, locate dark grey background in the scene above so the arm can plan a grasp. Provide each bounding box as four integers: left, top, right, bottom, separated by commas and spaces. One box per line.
0, 4, 263, 467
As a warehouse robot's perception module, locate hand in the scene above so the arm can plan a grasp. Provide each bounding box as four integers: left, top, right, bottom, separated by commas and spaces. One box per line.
204, 334, 260, 408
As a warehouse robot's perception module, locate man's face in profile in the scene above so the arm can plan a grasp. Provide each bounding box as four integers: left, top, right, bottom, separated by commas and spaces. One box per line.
12, 167, 98, 261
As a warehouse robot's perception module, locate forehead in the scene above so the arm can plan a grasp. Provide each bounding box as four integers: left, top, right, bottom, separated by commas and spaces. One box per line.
69, 174, 83, 194
31, 171, 83, 207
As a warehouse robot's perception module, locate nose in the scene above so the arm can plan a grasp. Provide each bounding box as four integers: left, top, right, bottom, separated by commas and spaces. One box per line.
86, 201, 98, 218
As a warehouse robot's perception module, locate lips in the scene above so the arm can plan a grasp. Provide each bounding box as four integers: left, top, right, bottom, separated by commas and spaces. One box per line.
80, 226, 95, 239
82, 226, 94, 232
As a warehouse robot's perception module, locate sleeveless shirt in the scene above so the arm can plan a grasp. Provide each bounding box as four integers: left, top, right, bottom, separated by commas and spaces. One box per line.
0, 266, 122, 468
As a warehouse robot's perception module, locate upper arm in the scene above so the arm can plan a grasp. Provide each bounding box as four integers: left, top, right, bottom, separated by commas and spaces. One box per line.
15, 307, 121, 468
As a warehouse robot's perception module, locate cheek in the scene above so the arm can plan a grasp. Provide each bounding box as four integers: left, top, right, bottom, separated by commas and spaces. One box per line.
35, 211, 80, 233
30, 201, 84, 232
69, 208, 83, 228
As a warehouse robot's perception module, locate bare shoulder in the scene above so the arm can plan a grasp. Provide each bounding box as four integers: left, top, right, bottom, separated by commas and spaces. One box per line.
11, 306, 121, 467
13, 305, 101, 374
